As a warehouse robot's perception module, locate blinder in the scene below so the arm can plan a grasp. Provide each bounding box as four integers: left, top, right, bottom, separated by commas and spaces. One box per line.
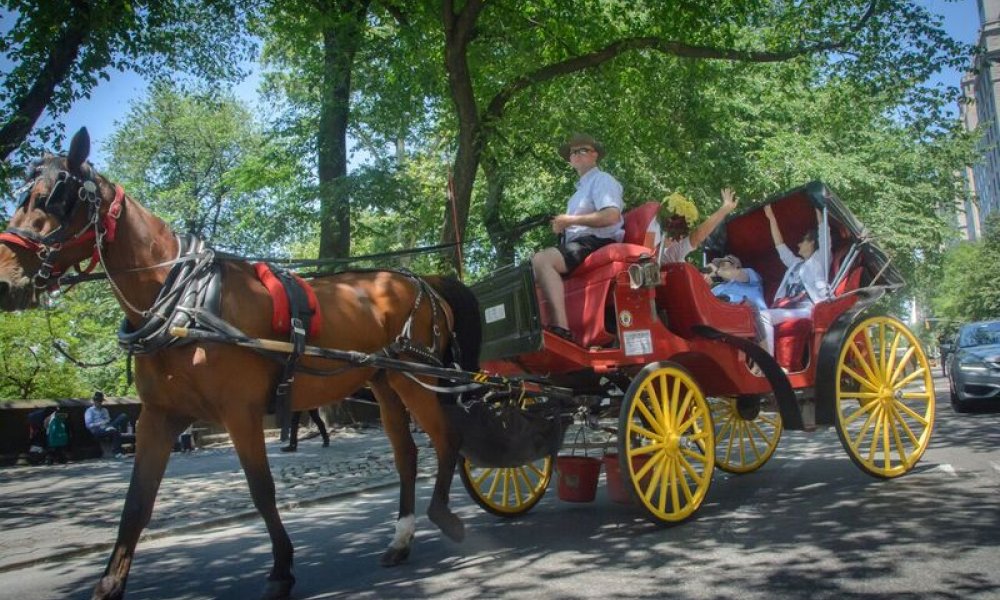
1, 163, 107, 289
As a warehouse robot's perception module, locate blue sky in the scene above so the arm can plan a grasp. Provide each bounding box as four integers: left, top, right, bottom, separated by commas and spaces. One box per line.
44, 0, 982, 168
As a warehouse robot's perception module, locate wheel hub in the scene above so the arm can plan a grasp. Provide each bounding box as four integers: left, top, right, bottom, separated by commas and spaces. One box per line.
736, 396, 761, 420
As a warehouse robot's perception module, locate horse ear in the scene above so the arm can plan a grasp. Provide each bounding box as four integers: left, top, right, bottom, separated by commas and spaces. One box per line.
67, 127, 90, 171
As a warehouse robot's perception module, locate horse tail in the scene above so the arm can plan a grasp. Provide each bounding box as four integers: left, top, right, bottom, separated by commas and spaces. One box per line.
426, 276, 481, 373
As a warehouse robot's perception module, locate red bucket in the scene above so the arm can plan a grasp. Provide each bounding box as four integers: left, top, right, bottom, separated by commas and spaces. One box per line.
603, 453, 652, 504
556, 455, 602, 502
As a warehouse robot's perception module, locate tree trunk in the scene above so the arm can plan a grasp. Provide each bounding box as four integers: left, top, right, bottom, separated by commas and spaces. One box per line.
481, 153, 515, 267
317, 0, 370, 260
439, 0, 486, 274
0, 1, 91, 161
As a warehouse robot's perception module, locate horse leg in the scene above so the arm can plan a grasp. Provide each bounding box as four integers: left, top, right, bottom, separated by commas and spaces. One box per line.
93, 408, 189, 600
388, 374, 465, 544
370, 378, 418, 567
225, 411, 295, 600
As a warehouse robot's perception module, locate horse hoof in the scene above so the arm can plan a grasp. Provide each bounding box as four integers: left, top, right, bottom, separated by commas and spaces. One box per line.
260, 576, 295, 600
379, 545, 411, 567
92, 575, 124, 600
428, 506, 465, 542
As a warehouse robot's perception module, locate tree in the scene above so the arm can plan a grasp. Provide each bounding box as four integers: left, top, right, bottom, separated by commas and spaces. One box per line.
0, 286, 126, 400
0, 0, 258, 170
105, 83, 312, 255
431, 1, 971, 270
932, 214, 1000, 322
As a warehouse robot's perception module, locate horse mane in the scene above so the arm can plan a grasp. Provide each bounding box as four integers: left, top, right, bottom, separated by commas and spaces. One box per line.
425, 275, 481, 373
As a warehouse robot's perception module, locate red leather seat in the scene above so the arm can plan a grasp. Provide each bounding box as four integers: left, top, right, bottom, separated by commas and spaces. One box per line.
774, 318, 813, 371
541, 202, 660, 347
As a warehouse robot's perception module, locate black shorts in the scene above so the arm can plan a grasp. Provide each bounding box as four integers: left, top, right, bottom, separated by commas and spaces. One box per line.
558, 235, 616, 273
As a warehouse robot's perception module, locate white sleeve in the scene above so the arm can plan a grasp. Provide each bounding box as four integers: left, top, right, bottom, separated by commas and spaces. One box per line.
591, 173, 623, 212
776, 244, 798, 268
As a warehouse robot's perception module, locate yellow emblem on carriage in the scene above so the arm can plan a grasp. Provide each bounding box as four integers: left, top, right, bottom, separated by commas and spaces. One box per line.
619, 310, 633, 327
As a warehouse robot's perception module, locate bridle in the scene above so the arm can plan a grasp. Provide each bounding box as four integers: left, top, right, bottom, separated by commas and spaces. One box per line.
0, 167, 125, 290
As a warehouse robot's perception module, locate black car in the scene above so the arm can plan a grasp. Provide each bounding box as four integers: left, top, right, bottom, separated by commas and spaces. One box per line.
946, 320, 1000, 412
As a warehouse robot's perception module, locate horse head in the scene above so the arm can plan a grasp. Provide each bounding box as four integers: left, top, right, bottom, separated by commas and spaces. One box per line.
0, 127, 115, 310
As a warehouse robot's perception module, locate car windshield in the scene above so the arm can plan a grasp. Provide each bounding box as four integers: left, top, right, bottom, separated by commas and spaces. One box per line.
958, 322, 1000, 348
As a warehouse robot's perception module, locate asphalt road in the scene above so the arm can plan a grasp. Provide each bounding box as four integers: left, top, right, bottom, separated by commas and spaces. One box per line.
5, 378, 999, 600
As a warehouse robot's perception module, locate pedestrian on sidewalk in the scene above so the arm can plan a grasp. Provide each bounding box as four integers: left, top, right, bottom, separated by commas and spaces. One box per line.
45, 407, 69, 464
282, 409, 330, 452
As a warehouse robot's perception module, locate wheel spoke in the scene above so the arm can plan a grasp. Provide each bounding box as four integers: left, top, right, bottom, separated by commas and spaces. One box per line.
723, 422, 737, 464
667, 374, 682, 430
887, 407, 911, 466
849, 340, 881, 388
473, 467, 492, 487
882, 408, 892, 470
628, 423, 661, 443
675, 389, 694, 431
509, 469, 523, 505
843, 363, 877, 390
839, 391, 883, 400
889, 346, 916, 383
844, 398, 878, 425
893, 367, 926, 390
885, 328, 902, 383
850, 404, 879, 450
643, 453, 664, 503
867, 405, 884, 462
878, 322, 887, 379
889, 403, 921, 448
636, 383, 665, 436
676, 459, 695, 504
895, 399, 930, 425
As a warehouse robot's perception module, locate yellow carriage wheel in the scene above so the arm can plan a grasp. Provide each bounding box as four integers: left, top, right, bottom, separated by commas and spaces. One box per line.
834, 315, 935, 478
459, 456, 552, 517
709, 396, 782, 474
619, 362, 715, 523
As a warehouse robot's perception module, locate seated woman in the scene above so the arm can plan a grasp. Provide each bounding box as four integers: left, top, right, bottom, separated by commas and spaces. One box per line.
659, 188, 738, 263
761, 204, 831, 356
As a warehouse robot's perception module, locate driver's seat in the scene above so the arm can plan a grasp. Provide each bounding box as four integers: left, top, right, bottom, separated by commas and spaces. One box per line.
540, 202, 661, 347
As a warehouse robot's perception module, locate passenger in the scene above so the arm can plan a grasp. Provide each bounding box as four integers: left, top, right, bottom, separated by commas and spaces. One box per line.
532, 133, 624, 343
760, 204, 831, 356
703, 254, 766, 310
659, 188, 739, 263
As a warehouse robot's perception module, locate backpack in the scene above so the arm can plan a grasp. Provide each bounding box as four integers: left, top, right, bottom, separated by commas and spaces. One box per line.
47, 414, 69, 448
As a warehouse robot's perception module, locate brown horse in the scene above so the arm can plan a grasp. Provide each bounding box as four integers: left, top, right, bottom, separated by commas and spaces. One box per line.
0, 128, 481, 600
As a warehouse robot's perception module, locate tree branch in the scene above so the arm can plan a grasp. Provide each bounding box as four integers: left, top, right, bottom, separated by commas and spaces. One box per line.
483, 0, 880, 124
0, 1, 92, 160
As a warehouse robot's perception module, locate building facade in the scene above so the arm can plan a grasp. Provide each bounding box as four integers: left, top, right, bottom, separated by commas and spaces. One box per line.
961, 0, 1000, 240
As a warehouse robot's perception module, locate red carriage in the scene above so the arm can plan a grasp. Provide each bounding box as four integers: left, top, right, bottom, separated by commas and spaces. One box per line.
459, 181, 935, 524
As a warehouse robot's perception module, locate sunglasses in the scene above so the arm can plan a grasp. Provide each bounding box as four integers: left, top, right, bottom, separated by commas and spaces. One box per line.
570, 147, 594, 156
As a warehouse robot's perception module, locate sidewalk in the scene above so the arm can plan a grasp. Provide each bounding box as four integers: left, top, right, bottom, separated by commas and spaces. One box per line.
0, 426, 436, 573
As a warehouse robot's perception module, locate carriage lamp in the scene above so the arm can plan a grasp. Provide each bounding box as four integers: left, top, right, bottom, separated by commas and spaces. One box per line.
628, 254, 661, 289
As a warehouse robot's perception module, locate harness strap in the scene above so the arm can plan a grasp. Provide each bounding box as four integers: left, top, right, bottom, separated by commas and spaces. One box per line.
268, 267, 316, 439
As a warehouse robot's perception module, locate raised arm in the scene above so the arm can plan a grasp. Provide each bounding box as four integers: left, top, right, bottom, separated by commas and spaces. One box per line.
689, 187, 738, 247
763, 203, 783, 247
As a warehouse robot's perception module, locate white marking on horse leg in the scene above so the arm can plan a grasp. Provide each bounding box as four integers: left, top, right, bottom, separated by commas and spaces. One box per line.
389, 514, 416, 549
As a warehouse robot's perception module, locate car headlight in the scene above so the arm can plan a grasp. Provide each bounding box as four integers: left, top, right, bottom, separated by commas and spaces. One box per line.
958, 359, 990, 372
